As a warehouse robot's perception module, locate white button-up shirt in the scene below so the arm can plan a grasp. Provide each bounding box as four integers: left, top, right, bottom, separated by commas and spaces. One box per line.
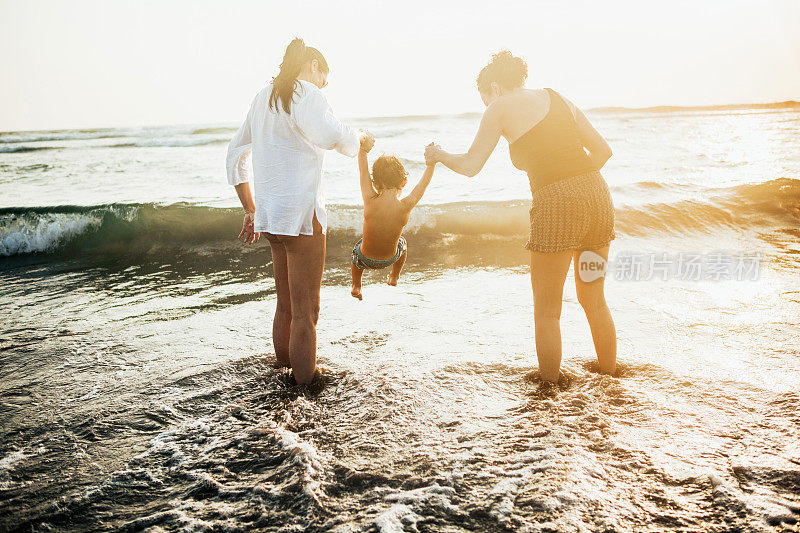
226, 80, 359, 235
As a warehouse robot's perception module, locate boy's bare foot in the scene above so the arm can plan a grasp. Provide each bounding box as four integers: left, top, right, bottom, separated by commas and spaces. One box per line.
351, 286, 363, 300
387, 250, 405, 287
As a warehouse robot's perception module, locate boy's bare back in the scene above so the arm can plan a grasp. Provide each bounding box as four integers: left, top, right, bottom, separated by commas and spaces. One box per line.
360, 188, 412, 260
357, 149, 435, 260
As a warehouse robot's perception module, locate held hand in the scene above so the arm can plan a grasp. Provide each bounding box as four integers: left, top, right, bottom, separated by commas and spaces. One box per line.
359, 130, 375, 153
424, 142, 442, 166
237, 212, 260, 244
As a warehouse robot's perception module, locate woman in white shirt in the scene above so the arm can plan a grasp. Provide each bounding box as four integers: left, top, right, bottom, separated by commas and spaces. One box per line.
227, 38, 373, 384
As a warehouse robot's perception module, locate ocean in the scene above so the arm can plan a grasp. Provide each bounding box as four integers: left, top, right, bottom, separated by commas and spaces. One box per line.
1, 103, 799, 531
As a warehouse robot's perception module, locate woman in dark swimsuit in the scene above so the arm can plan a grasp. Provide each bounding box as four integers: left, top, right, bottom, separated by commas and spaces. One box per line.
425, 51, 617, 383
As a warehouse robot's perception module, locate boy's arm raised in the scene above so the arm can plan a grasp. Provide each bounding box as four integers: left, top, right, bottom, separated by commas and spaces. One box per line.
402, 159, 435, 210
358, 147, 377, 202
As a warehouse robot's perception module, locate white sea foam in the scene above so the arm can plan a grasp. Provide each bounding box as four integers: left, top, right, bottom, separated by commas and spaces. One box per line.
113, 137, 229, 148
488, 467, 537, 523
0, 449, 28, 471
0, 131, 130, 144
706, 466, 800, 527
275, 427, 326, 500
120, 507, 217, 531
367, 483, 459, 532
373, 503, 421, 533
0, 448, 37, 490
384, 483, 457, 506
132, 429, 185, 466
0, 444, 46, 487
0, 213, 100, 256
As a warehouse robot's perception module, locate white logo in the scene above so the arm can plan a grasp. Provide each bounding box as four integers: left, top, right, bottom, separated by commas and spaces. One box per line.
578, 250, 607, 282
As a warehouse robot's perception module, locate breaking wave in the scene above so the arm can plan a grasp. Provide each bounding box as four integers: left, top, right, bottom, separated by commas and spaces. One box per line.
1, 179, 798, 260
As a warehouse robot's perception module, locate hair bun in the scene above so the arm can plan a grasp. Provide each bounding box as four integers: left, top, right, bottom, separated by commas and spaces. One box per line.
477, 50, 528, 92
491, 51, 523, 68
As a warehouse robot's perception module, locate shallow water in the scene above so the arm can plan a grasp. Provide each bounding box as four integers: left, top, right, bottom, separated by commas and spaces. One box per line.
1, 105, 800, 531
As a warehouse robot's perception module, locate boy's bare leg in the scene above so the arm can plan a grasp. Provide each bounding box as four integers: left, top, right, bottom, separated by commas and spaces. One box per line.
387, 249, 407, 286
351, 263, 364, 300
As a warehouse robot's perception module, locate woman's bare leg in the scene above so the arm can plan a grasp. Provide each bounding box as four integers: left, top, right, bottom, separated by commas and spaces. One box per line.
266, 236, 291, 368
387, 249, 407, 286
351, 263, 364, 300
530, 250, 573, 383
280, 217, 326, 384
574, 246, 617, 375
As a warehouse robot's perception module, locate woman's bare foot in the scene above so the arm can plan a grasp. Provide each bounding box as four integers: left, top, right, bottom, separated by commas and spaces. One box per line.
351, 285, 363, 300
387, 274, 399, 286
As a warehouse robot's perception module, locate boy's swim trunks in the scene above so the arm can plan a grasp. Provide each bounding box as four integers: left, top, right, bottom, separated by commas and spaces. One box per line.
351, 237, 407, 270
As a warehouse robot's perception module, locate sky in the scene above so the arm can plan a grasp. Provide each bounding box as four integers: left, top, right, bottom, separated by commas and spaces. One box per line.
1, 0, 799, 131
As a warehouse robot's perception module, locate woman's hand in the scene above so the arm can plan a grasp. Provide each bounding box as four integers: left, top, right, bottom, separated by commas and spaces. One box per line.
238, 212, 260, 244
425, 142, 442, 166
359, 130, 375, 153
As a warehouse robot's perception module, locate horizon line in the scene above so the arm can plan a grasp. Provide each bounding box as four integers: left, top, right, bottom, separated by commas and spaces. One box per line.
1, 100, 798, 135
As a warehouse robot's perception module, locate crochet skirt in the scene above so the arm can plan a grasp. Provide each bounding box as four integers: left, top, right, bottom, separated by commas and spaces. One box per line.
525, 170, 616, 253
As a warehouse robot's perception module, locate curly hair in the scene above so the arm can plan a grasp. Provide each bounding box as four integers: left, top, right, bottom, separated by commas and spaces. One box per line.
476, 50, 528, 93
371, 154, 406, 191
